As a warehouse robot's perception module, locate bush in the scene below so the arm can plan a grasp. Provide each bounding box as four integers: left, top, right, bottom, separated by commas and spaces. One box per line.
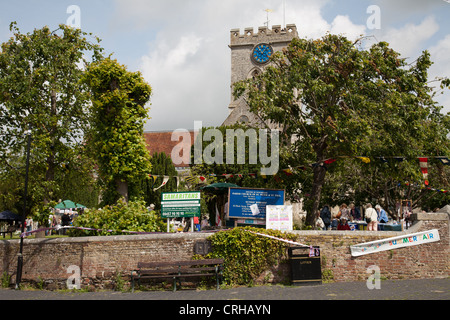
203, 227, 297, 286
68, 199, 166, 237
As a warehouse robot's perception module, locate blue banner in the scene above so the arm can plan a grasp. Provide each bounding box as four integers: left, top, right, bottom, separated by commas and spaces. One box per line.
228, 188, 285, 220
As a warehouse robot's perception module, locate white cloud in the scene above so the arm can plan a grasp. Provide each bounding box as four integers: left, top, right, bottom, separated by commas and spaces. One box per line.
429, 34, 450, 114
110, 0, 447, 131
381, 16, 439, 57
330, 15, 366, 41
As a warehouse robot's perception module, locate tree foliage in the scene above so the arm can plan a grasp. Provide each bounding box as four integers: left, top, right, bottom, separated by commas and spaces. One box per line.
82, 58, 153, 204
0, 22, 104, 220
234, 34, 449, 225
68, 199, 166, 237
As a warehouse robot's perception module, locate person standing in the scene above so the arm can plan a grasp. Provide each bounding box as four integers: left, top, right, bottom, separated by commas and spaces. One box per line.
320, 205, 332, 231
365, 204, 378, 231
376, 205, 389, 223
349, 203, 361, 221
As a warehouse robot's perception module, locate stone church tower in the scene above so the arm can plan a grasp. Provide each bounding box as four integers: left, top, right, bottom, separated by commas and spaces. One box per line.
222, 24, 298, 127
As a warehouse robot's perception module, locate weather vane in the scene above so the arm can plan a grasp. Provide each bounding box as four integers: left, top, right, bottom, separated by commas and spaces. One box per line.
264, 9, 273, 27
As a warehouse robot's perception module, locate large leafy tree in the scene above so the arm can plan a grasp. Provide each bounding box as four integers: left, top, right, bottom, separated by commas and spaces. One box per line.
234, 34, 449, 226
82, 58, 153, 204
0, 23, 103, 217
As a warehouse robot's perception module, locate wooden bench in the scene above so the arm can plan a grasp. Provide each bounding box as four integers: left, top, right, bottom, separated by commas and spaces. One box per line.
0, 226, 17, 239
131, 259, 224, 292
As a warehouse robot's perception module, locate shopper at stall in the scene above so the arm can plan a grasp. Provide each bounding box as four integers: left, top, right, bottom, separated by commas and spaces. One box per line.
365, 204, 378, 231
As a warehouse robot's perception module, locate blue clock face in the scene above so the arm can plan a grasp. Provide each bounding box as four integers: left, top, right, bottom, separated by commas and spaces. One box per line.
252, 44, 273, 64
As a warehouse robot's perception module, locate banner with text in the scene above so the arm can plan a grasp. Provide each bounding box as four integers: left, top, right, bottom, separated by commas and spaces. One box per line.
161, 192, 201, 218
350, 229, 440, 257
228, 188, 285, 220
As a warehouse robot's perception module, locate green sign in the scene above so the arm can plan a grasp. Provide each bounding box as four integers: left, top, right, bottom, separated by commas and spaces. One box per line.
161, 192, 201, 218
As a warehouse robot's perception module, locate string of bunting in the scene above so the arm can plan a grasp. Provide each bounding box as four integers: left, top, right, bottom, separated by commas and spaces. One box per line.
149, 155, 449, 192
20, 225, 222, 239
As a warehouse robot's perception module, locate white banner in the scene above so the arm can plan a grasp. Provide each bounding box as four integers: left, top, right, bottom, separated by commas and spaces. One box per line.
350, 229, 440, 257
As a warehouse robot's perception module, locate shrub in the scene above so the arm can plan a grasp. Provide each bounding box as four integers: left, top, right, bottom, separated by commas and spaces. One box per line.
203, 227, 297, 286
68, 199, 166, 237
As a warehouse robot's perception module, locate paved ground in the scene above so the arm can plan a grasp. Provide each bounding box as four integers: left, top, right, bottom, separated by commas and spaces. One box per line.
0, 278, 448, 300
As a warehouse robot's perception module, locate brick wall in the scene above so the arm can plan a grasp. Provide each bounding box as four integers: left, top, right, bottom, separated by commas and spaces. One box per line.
1, 212, 448, 289
293, 213, 449, 282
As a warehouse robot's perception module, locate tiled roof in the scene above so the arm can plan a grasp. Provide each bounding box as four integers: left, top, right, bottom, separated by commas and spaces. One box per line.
144, 131, 197, 168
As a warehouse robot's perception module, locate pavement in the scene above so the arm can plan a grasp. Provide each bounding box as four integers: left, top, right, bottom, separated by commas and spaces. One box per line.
1, 279, 447, 318
0, 278, 448, 300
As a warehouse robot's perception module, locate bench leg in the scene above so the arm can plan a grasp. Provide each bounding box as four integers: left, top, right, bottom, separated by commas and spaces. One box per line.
173, 277, 177, 292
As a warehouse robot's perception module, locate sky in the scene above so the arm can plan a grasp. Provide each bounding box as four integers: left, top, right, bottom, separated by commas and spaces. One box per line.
0, 0, 449, 132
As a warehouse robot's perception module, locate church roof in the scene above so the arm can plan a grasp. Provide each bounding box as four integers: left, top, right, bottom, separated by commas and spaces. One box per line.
144, 131, 197, 168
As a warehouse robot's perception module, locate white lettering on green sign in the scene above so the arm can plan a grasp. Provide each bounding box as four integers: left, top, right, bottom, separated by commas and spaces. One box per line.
162, 193, 201, 201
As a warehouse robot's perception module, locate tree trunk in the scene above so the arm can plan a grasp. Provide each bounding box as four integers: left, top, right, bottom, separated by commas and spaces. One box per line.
116, 179, 129, 202
306, 165, 327, 226
305, 137, 328, 226
44, 89, 58, 202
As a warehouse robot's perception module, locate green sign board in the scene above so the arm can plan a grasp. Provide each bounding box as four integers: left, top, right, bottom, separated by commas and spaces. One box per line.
161, 192, 201, 218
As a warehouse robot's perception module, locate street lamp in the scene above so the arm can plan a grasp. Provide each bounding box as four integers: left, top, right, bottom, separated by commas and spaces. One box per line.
15, 129, 32, 290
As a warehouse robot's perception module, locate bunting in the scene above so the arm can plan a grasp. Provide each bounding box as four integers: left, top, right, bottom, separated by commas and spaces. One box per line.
357, 156, 371, 164
145, 155, 448, 192
436, 157, 450, 165
153, 176, 169, 191
419, 158, 429, 186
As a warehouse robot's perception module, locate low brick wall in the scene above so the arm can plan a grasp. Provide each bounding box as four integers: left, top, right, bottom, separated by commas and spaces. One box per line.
1, 212, 448, 290
293, 212, 449, 282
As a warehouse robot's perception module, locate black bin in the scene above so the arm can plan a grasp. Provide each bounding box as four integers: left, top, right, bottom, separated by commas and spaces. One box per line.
288, 246, 322, 286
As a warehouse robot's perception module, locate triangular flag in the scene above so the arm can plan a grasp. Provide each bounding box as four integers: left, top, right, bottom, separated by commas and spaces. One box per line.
215, 203, 222, 227
436, 157, 450, 165
184, 176, 196, 184
357, 157, 371, 164
419, 158, 429, 186
149, 175, 157, 188
153, 176, 169, 191
324, 158, 337, 165
282, 168, 293, 176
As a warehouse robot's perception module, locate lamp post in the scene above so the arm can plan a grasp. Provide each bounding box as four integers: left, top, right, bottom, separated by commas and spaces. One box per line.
15, 129, 32, 290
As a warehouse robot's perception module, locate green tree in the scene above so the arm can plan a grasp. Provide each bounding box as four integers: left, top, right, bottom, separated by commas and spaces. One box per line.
234, 34, 449, 226
0, 22, 104, 220
83, 58, 153, 204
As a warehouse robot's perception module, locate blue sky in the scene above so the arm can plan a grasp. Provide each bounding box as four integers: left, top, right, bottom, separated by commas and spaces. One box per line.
1, 0, 449, 132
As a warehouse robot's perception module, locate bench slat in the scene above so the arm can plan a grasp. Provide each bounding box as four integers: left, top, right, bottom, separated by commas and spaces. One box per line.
138, 267, 218, 275
138, 259, 224, 269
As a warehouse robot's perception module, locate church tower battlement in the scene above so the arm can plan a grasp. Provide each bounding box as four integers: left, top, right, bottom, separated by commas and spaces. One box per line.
223, 24, 298, 127
230, 24, 298, 46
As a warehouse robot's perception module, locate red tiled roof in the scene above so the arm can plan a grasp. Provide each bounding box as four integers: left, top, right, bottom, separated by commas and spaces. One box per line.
144, 131, 197, 168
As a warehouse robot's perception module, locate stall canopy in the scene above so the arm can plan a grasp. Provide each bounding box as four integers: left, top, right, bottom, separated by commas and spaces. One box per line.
0, 210, 21, 221
54, 200, 86, 209
201, 183, 240, 194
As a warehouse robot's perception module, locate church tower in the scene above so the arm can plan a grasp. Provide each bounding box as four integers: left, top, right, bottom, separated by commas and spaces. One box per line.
222, 24, 298, 127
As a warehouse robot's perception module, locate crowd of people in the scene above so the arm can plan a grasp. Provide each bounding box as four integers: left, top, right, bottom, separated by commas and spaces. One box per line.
316, 203, 390, 231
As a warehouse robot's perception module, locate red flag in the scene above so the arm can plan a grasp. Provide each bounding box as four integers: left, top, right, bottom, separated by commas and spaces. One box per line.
419, 158, 429, 186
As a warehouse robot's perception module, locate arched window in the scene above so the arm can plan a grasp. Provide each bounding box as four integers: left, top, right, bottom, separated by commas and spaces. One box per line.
238, 115, 249, 123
